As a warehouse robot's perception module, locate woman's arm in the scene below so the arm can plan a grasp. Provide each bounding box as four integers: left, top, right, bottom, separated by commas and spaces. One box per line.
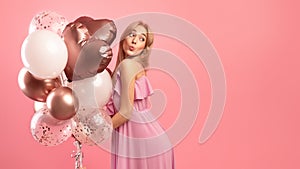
111, 59, 141, 129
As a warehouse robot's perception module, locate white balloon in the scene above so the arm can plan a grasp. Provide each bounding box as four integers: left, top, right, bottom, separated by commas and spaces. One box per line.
70, 76, 98, 108
70, 70, 112, 108
21, 30, 68, 79
33, 101, 47, 112
93, 70, 113, 107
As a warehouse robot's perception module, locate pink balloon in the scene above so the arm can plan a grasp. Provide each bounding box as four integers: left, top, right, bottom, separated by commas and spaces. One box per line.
29, 11, 68, 37
30, 107, 74, 146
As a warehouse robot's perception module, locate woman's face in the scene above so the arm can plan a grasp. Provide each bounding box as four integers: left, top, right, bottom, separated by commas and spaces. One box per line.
122, 25, 147, 57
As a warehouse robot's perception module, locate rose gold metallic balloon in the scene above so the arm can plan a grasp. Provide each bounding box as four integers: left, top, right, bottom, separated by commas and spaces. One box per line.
46, 86, 79, 120
74, 16, 117, 45
62, 17, 116, 81
72, 39, 112, 81
18, 67, 61, 102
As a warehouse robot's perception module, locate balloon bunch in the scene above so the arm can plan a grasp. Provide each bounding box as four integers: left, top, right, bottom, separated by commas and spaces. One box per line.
18, 11, 116, 147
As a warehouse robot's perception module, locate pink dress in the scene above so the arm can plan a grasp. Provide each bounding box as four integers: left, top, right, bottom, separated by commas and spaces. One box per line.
106, 71, 175, 169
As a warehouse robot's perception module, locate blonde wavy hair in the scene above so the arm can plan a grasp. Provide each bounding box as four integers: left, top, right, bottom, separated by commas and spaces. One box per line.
115, 21, 154, 70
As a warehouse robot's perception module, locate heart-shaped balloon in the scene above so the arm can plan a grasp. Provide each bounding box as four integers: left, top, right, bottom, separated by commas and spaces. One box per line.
63, 16, 116, 81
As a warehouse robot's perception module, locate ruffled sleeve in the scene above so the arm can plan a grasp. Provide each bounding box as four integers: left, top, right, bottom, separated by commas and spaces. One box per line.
109, 71, 154, 113
134, 76, 154, 100
113, 71, 153, 100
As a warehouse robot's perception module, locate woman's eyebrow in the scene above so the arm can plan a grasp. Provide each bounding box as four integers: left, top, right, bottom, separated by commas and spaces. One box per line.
131, 29, 147, 37
141, 33, 147, 37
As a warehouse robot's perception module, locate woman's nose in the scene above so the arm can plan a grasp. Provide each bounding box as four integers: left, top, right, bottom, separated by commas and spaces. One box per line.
131, 37, 137, 44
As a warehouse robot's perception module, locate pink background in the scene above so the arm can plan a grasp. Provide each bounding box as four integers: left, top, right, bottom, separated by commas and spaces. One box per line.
1, 0, 299, 168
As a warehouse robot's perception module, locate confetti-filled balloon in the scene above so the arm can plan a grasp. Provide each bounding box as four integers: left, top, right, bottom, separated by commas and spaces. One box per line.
29, 11, 68, 37
71, 119, 95, 146
72, 107, 112, 146
30, 107, 74, 146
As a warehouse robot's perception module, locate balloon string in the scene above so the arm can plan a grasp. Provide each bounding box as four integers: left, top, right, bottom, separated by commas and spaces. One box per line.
59, 71, 69, 86
71, 140, 84, 169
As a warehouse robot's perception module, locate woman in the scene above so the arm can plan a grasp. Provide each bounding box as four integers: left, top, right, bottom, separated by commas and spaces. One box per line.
106, 21, 175, 169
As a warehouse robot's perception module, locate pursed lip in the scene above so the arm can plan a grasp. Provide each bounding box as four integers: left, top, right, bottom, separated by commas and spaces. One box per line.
129, 46, 135, 51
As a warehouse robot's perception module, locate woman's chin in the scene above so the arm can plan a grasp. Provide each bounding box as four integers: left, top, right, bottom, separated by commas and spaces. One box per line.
125, 50, 143, 57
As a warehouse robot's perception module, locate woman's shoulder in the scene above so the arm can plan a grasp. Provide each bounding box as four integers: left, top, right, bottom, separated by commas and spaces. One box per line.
120, 58, 142, 67
116, 59, 145, 81
119, 59, 144, 73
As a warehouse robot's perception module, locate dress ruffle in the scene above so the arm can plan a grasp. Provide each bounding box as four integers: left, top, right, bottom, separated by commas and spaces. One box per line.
113, 71, 153, 100
105, 71, 153, 115
134, 76, 154, 100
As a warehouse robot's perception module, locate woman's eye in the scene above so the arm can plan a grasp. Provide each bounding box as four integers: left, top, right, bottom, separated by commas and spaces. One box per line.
129, 33, 135, 37
139, 38, 145, 42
